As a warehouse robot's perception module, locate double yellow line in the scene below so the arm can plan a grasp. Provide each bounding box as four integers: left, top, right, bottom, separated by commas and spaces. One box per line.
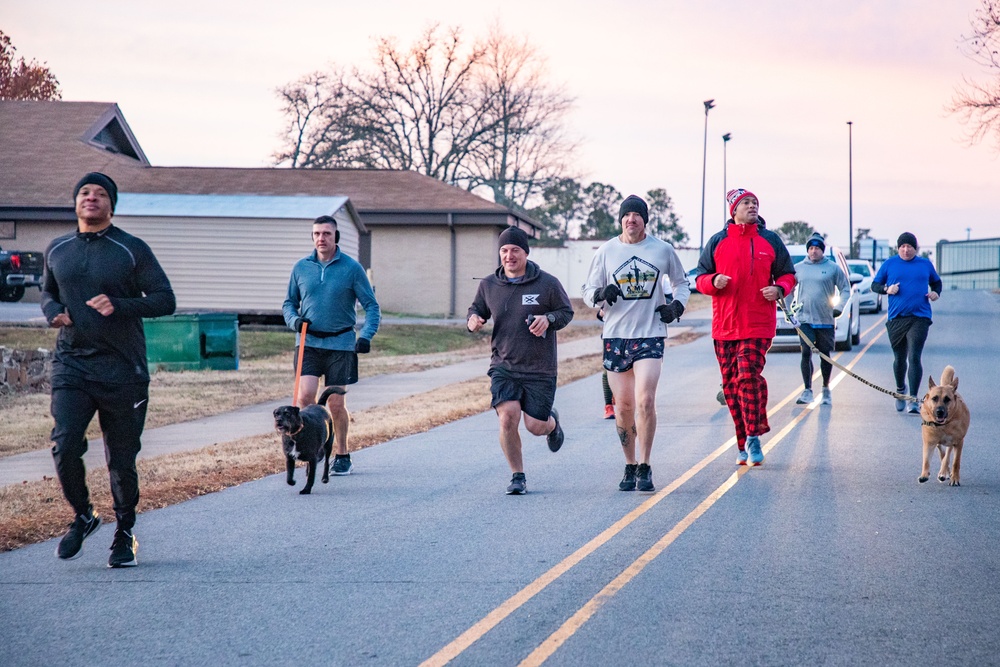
422, 318, 888, 667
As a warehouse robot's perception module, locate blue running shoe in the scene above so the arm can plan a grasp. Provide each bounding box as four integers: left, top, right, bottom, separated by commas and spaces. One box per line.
737, 449, 748, 466
747, 436, 764, 466
895, 389, 906, 412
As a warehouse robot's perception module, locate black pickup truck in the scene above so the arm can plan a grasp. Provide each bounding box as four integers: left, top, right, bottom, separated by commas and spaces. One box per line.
0, 246, 44, 302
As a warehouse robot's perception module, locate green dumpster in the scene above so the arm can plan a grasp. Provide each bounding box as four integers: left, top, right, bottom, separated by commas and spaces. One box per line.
143, 313, 239, 372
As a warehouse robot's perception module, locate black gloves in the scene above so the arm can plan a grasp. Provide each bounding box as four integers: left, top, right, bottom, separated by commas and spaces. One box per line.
597, 284, 622, 306
293, 317, 311, 331
655, 300, 685, 324
355, 338, 371, 354
832, 306, 843, 318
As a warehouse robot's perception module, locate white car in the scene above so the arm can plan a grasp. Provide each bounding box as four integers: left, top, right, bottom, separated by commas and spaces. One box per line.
772, 244, 862, 352
846, 259, 882, 313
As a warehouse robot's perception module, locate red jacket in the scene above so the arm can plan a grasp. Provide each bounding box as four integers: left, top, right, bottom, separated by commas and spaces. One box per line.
695, 220, 796, 341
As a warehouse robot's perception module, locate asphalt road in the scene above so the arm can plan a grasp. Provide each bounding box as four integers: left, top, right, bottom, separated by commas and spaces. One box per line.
1, 290, 998, 666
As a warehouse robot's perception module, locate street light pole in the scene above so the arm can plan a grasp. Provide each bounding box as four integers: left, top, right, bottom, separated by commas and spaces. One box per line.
722, 132, 731, 222
699, 99, 716, 254
847, 121, 854, 258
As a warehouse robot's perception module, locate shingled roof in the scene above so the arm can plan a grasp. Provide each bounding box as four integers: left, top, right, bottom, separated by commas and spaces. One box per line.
123, 167, 512, 214
0, 100, 531, 225
0, 101, 148, 208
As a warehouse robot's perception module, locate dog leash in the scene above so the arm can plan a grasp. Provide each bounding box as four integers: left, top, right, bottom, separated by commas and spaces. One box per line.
293, 320, 308, 406
777, 297, 919, 403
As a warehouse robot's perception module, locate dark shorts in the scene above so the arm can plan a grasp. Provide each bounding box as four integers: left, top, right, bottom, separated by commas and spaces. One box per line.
603, 337, 665, 373
489, 368, 557, 422
295, 346, 359, 386
798, 324, 835, 354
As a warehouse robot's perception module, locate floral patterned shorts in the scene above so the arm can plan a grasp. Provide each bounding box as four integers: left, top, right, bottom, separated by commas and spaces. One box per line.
603, 337, 665, 373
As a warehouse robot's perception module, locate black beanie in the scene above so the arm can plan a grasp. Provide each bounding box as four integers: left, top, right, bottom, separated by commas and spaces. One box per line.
897, 232, 918, 250
73, 172, 118, 212
618, 195, 649, 225
806, 233, 826, 252
498, 226, 530, 254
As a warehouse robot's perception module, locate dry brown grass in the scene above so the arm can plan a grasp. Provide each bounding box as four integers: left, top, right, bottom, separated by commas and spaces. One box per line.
0, 329, 705, 552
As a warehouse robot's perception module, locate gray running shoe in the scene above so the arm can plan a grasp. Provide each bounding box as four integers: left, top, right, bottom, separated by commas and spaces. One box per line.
506, 472, 526, 495
895, 389, 906, 412
795, 389, 814, 405
821, 388, 832, 405
907, 400, 920, 414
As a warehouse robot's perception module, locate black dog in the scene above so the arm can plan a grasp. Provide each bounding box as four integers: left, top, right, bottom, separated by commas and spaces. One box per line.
273, 387, 337, 494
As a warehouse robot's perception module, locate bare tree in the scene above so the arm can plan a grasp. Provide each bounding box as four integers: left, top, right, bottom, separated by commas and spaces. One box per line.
950, 0, 1000, 149
273, 70, 363, 168
460, 24, 576, 209
0, 30, 61, 101
273, 24, 576, 208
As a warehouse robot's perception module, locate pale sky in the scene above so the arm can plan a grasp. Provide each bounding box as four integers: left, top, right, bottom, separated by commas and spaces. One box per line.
6, 0, 998, 255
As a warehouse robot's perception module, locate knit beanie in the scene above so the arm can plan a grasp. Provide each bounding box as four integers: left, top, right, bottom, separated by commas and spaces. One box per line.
618, 195, 649, 225
806, 233, 826, 252
726, 188, 757, 219
73, 172, 118, 212
897, 232, 918, 250
498, 226, 530, 254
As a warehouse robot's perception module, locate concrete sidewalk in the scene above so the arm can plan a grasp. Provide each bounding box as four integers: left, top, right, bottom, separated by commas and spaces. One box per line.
0, 321, 704, 486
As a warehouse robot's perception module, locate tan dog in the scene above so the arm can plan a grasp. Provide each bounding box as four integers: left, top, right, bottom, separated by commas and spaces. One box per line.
919, 366, 971, 486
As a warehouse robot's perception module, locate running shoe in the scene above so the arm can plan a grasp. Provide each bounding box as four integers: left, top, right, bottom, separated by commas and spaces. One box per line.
108, 528, 138, 568
619, 463, 638, 491
636, 463, 654, 492
56, 510, 101, 560
506, 472, 527, 495
747, 436, 764, 466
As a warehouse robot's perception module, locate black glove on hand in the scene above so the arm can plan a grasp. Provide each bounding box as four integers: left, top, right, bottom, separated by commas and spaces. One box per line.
598, 284, 622, 306
832, 306, 843, 318
655, 300, 685, 324
293, 317, 311, 331
355, 337, 371, 354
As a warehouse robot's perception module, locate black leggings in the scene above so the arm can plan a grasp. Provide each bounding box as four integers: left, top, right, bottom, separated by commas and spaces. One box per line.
602, 369, 614, 406
798, 324, 835, 388
885, 316, 931, 396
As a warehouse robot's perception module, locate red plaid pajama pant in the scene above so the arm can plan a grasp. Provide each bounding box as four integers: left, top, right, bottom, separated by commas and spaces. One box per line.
714, 338, 771, 449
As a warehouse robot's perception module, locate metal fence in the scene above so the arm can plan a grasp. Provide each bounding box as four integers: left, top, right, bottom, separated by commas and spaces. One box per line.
935, 238, 1000, 290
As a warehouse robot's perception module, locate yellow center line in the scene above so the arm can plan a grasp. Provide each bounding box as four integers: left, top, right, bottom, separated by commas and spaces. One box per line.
421, 320, 888, 667
519, 320, 890, 666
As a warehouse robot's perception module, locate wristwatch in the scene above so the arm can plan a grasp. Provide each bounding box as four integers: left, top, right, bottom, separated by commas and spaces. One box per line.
546, 313, 556, 324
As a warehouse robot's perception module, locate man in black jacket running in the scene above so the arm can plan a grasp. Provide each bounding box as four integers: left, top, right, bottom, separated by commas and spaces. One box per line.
468, 226, 574, 495
42, 172, 175, 568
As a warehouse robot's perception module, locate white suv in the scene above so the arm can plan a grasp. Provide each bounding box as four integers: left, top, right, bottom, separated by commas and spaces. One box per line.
846, 259, 881, 313
772, 244, 861, 351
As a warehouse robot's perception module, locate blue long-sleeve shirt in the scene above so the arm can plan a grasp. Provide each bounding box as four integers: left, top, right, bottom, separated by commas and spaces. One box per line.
282, 248, 380, 351
872, 255, 942, 321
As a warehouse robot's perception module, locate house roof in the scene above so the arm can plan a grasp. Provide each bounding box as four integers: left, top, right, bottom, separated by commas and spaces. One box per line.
0, 101, 148, 208
123, 167, 514, 215
0, 100, 537, 229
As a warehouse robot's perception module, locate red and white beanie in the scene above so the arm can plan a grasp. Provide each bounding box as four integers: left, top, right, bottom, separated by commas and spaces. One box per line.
726, 188, 757, 219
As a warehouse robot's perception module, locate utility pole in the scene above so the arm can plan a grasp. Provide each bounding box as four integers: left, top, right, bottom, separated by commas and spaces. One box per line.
699, 99, 716, 254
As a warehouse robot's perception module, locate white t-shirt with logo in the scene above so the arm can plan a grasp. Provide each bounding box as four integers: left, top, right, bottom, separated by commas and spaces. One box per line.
582, 235, 691, 339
